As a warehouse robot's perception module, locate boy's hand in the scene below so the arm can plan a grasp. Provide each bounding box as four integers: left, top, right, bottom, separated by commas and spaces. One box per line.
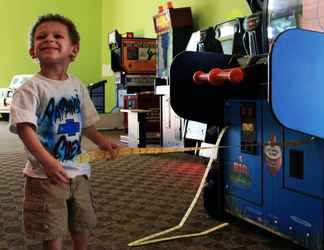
16, 123, 69, 185
43, 161, 69, 185
83, 125, 120, 160
101, 141, 119, 160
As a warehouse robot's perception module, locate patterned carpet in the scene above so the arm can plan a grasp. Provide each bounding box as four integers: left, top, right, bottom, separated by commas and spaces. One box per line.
0, 152, 305, 250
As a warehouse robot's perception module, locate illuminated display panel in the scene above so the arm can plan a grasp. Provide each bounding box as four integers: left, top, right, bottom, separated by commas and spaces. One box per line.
268, 0, 324, 45
121, 38, 157, 74
215, 19, 241, 55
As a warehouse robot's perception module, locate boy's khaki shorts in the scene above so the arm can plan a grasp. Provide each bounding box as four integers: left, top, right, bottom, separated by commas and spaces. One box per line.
23, 175, 97, 240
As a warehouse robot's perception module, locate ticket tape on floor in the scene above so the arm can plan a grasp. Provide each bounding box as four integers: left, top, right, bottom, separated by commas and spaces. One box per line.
128, 126, 229, 246
126, 135, 316, 246
76, 136, 315, 165
76, 145, 218, 164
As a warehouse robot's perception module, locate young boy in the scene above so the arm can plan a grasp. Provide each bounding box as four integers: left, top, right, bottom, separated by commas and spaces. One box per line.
9, 14, 119, 250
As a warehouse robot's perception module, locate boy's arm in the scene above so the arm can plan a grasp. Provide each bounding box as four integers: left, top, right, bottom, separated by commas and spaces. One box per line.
16, 123, 69, 185
83, 125, 119, 160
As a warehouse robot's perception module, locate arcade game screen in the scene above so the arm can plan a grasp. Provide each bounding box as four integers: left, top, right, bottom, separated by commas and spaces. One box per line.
268, 0, 324, 44
215, 20, 239, 55
221, 39, 234, 55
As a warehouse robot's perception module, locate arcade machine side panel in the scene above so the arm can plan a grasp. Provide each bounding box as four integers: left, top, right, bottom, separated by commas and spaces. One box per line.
262, 101, 284, 230
153, 5, 193, 147
283, 130, 324, 199
156, 26, 183, 147
277, 140, 324, 250
154, 6, 192, 80
268, 26, 324, 249
263, 27, 324, 248
261, 101, 323, 248
262, 102, 324, 249
278, 128, 324, 249
156, 33, 172, 79
223, 100, 263, 218
161, 90, 184, 147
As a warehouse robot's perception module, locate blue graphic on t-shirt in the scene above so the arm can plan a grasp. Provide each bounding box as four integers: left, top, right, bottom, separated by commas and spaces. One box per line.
42, 95, 81, 123
53, 135, 81, 161
58, 119, 80, 136
38, 94, 82, 162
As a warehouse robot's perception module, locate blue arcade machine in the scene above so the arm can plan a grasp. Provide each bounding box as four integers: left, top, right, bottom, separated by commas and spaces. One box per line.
170, 0, 324, 249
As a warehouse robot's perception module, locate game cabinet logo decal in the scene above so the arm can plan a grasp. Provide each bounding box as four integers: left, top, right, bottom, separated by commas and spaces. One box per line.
264, 134, 282, 176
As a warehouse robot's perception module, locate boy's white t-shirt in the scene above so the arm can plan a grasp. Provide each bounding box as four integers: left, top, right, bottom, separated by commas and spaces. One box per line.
9, 74, 100, 178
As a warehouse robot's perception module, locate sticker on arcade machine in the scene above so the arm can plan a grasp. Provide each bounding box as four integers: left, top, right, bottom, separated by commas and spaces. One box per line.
229, 156, 252, 189
264, 134, 282, 176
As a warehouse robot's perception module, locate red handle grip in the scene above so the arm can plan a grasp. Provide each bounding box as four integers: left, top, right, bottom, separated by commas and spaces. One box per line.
193, 67, 244, 85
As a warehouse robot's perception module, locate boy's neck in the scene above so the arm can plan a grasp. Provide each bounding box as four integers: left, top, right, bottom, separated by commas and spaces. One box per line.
39, 64, 69, 81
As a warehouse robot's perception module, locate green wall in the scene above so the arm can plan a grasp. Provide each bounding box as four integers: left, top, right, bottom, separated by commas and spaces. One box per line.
0, 0, 102, 87
1, 0, 251, 113
102, 0, 251, 112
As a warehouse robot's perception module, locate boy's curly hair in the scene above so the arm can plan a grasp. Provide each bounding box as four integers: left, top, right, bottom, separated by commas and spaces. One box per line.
29, 14, 80, 48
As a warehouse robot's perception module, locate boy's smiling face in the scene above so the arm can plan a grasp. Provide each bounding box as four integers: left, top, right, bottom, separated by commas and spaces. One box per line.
29, 21, 79, 65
